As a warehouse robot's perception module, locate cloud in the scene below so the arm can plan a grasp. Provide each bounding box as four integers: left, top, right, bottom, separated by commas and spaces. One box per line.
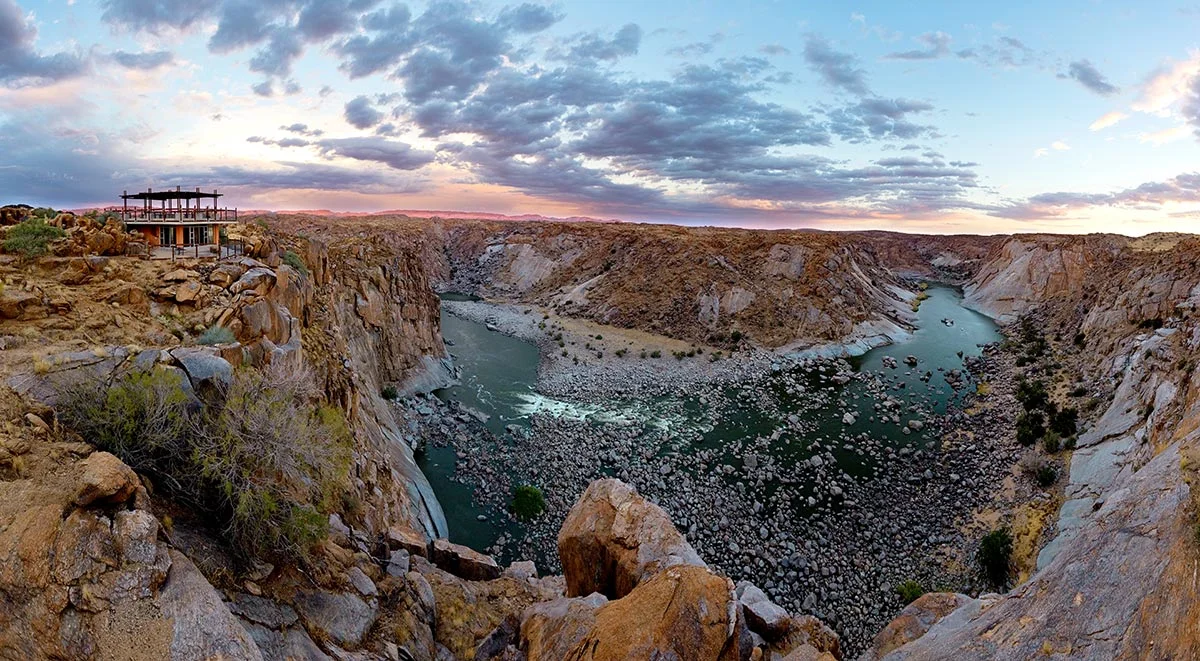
99, 0, 220, 34
497, 3, 563, 33
313, 136, 435, 170
564, 23, 642, 62
991, 171, 1200, 219
1138, 125, 1191, 145
885, 31, 952, 60
281, 123, 324, 137
802, 34, 870, 96
1089, 111, 1128, 131
759, 44, 791, 56
1033, 147, 1048, 158
668, 33, 724, 58
0, 0, 87, 87
344, 95, 384, 129
1134, 53, 1200, 114
110, 49, 175, 70
1052, 140, 1070, 150
1064, 59, 1119, 96
826, 97, 936, 142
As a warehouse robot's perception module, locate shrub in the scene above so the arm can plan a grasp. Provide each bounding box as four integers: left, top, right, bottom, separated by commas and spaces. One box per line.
1049, 407, 1078, 436
977, 527, 1013, 588
197, 325, 236, 346
1015, 411, 1044, 446
895, 579, 925, 604
650, 350, 662, 359
730, 330, 743, 343
57, 363, 351, 563
381, 385, 399, 400
281, 250, 308, 276
1042, 431, 1061, 454
3, 217, 65, 257
1015, 379, 1049, 412
1137, 317, 1164, 330
511, 484, 545, 520
1035, 463, 1058, 487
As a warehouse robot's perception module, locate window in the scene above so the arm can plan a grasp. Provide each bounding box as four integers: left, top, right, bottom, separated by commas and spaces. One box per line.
159, 226, 174, 246
183, 225, 211, 245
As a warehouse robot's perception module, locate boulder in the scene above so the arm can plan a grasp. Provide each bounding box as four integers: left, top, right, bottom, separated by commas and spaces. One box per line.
736, 582, 790, 640
170, 347, 233, 392
522, 565, 744, 661
430, 538, 501, 581
163, 269, 201, 283
175, 280, 203, 304
558, 478, 705, 599
293, 590, 378, 647
158, 550, 264, 660
75, 452, 139, 506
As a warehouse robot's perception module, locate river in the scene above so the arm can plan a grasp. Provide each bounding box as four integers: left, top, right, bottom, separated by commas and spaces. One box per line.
417, 285, 1000, 555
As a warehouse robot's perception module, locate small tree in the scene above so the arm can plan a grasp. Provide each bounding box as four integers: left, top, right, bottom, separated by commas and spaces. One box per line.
3, 217, 65, 257
511, 484, 546, 520
977, 527, 1013, 589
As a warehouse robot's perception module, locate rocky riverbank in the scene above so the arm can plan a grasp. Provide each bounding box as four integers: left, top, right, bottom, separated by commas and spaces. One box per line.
405, 309, 1043, 654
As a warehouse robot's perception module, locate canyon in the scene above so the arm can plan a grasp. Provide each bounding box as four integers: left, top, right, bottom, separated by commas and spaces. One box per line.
0, 208, 1197, 659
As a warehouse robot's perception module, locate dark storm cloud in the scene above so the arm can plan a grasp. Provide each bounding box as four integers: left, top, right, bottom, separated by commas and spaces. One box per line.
1063, 59, 1119, 96
802, 34, 870, 96
885, 31, 952, 60
0, 0, 86, 86
344, 96, 385, 129
110, 50, 175, 70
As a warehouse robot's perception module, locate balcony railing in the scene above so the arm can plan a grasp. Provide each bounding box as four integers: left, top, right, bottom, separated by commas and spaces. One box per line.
107, 207, 238, 223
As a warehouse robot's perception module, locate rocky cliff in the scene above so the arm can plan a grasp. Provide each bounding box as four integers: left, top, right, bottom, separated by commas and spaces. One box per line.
862, 233, 1200, 659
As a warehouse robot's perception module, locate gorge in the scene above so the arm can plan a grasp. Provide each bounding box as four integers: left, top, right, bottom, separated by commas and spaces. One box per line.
0, 210, 1198, 660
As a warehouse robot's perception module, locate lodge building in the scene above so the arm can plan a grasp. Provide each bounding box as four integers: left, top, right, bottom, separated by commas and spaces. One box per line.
113, 187, 238, 257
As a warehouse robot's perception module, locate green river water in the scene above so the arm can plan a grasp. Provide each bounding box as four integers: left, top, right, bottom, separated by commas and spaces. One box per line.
417, 285, 1000, 552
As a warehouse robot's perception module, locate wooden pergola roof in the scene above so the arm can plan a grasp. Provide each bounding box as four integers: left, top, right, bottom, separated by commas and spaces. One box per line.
121, 188, 223, 201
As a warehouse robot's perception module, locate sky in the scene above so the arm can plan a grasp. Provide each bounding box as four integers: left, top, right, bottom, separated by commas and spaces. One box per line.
2, 0, 1200, 234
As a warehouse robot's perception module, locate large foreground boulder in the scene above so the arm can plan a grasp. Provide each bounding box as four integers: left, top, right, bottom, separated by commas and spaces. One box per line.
521, 565, 745, 661
558, 478, 705, 599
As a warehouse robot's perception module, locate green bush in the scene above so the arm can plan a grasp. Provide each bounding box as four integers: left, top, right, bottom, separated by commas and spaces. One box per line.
57, 363, 351, 562
511, 484, 546, 521
895, 580, 925, 604
197, 325, 236, 346
1015, 411, 1045, 446
1015, 379, 1049, 412
3, 217, 65, 257
1035, 463, 1058, 487
381, 385, 399, 400
649, 350, 662, 359
1049, 407, 1078, 436
977, 527, 1013, 588
1042, 431, 1061, 454
282, 250, 308, 276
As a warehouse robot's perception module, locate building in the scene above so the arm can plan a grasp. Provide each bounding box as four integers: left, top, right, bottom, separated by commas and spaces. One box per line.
114, 187, 238, 258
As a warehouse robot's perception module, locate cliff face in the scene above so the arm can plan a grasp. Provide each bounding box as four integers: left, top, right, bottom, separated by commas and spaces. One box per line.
430, 220, 922, 352
265, 227, 453, 541
865, 234, 1200, 659
960, 234, 1127, 323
